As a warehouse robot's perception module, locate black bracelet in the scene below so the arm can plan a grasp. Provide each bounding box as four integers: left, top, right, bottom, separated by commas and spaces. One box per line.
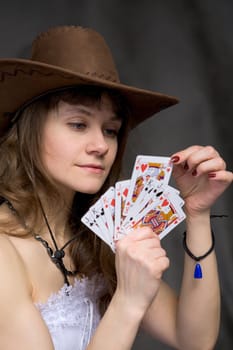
183, 230, 215, 279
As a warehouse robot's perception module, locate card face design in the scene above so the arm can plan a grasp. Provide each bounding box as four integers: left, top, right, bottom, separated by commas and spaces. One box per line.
81, 155, 186, 251
114, 180, 130, 239
81, 210, 109, 245
101, 186, 115, 237
129, 193, 185, 240
123, 156, 172, 217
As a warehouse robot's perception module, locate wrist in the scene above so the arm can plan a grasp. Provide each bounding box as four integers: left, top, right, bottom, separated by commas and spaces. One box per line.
183, 230, 215, 279
184, 199, 211, 218
185, 210, 211, 227
184, 212, 213, 256
111, 289, 146, 324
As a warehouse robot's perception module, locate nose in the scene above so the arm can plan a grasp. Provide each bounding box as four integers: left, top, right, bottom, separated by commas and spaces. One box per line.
86, 129, 109, 156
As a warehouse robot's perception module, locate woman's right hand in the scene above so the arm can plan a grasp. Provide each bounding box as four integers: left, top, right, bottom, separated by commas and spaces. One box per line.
114, 227, 169, 318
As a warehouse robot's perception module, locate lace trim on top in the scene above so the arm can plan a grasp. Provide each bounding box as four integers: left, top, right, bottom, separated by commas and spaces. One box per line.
35, 276, 106, 348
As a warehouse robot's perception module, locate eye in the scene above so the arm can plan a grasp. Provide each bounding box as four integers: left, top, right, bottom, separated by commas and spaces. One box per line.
103, 128, 119, 138
103, 120, 122, 138
68, 122, 86, 130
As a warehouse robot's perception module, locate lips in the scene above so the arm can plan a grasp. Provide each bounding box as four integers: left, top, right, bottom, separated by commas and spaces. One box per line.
79, 163, 104, 170
77, 163, 105, 174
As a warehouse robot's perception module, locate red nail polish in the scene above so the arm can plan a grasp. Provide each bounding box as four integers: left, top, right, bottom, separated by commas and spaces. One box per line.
208, 173, 216, 178
171, 155, 180, 163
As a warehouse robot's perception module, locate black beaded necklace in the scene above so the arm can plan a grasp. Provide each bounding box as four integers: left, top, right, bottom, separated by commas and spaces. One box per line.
1, 196, 79, 286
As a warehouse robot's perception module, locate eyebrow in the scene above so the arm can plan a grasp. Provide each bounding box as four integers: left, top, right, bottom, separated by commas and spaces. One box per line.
63, 106, 122, 121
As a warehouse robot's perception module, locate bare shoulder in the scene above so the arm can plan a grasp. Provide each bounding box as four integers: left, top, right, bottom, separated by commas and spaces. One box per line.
0, 232, 31, 326
0, 203, 31, 293
0, 234, 54, 349
0, 233, 32, 298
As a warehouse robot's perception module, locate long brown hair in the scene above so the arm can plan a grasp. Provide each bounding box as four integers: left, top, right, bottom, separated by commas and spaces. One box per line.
0, 85, 131, 313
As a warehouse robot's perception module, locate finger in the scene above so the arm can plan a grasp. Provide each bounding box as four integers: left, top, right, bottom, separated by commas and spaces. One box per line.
125, 227, 160, 242
139, 241, 167, 257
171, 145, 205, 178
171, 146, 222, 174
133, 247, 169, 270
185, 146, 221, 171
115, 230, 161, 252
191, 156, 226, 177
151, 256, 170, 278
207, 170, 233, 184
140, 253, 170, 277
134, 239, 165, 252
171, 145, 203, 165
130, 247, 168, 263
116, 239, 164, 254
115, 241, 167, 269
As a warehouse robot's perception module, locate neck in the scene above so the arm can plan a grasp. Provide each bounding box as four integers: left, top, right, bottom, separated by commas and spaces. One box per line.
37, 192, 73, 242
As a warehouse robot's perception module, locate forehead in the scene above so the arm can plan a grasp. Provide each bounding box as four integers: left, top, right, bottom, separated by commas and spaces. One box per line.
56, 94, 123, 119
47, 87, 127, 120
56, 95, 120, 119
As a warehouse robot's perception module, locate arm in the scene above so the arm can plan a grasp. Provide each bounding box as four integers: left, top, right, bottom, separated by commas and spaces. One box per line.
0, 235, 54, 350
87, 228, 170, 350
141, 215, 220, 349
141, 145, 232, 349
176, 213, 220, 348
88, 146, 232, 350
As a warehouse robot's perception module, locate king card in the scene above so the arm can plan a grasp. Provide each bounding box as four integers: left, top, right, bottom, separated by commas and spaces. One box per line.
126, 192, 186, 240
114, 179, 130, 239
123, 155, 172, 217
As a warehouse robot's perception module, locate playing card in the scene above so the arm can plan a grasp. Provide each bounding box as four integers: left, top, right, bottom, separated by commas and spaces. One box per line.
122, 177, 164, 225
101, 186, 115, 238
114, 179, 130, 239
81, 154, 185, 252
123, 155, 172, 217
125, 192, 186, 240
90, 198, 114, 250
163, 185, 184, 207
81, 210, 110, 247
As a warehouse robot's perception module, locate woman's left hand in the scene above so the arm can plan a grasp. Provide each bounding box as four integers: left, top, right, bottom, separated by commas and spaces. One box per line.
171, 145, 233, 217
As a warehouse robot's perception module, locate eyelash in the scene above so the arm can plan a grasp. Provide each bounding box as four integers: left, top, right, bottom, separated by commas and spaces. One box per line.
67, 123, 120, 138
104, 128, 119, 138
68, 122, 86, 130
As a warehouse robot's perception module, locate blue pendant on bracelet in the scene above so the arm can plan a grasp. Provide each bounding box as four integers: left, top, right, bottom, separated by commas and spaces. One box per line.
194, 263, 202, 279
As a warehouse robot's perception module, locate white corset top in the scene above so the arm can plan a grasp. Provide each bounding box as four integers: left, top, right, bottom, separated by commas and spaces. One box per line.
35, 276, 105, 350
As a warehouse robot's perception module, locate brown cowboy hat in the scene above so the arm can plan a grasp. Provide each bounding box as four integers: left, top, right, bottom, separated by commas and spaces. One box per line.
0, 25, 178, 135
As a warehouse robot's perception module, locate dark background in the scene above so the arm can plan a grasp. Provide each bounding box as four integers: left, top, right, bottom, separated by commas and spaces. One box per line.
0, 1, 232, 348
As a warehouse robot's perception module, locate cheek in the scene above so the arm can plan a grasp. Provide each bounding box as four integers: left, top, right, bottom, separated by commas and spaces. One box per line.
109, 142, 118, 165
41, 129, 73, 166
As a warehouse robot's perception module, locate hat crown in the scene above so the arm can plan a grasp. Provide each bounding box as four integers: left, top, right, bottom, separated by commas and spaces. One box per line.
31, 26, 120, 83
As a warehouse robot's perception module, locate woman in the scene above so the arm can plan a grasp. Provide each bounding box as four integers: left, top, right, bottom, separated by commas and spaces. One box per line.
0, 26, 232, 350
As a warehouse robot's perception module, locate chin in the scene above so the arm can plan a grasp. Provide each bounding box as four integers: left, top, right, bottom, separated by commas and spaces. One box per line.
82, 189, 99, 195
71, 178, 107, 195
75, 185, 102, 195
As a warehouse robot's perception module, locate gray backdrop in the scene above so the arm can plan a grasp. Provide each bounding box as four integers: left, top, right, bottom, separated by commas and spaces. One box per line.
0, 1, 232, 349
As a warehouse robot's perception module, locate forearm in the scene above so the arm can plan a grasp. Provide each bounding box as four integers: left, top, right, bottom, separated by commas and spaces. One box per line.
87, 293, 143, 350
177, 213, 220, 349
87, 229, 169, 349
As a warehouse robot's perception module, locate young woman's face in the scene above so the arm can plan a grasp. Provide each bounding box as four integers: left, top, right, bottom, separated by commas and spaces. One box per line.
40, 94, 122, 199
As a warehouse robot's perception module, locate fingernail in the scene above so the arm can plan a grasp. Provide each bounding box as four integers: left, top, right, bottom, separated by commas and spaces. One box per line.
192, 169, 197, 176
184, 162, 189, 170
171, 155, 180, 163
208, 173, 216, 178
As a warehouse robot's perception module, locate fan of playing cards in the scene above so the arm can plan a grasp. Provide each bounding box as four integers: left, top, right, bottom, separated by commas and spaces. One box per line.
81, 155, 186, 251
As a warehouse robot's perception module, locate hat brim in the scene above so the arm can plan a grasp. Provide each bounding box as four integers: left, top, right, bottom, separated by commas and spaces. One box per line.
0, 58, 178, 133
